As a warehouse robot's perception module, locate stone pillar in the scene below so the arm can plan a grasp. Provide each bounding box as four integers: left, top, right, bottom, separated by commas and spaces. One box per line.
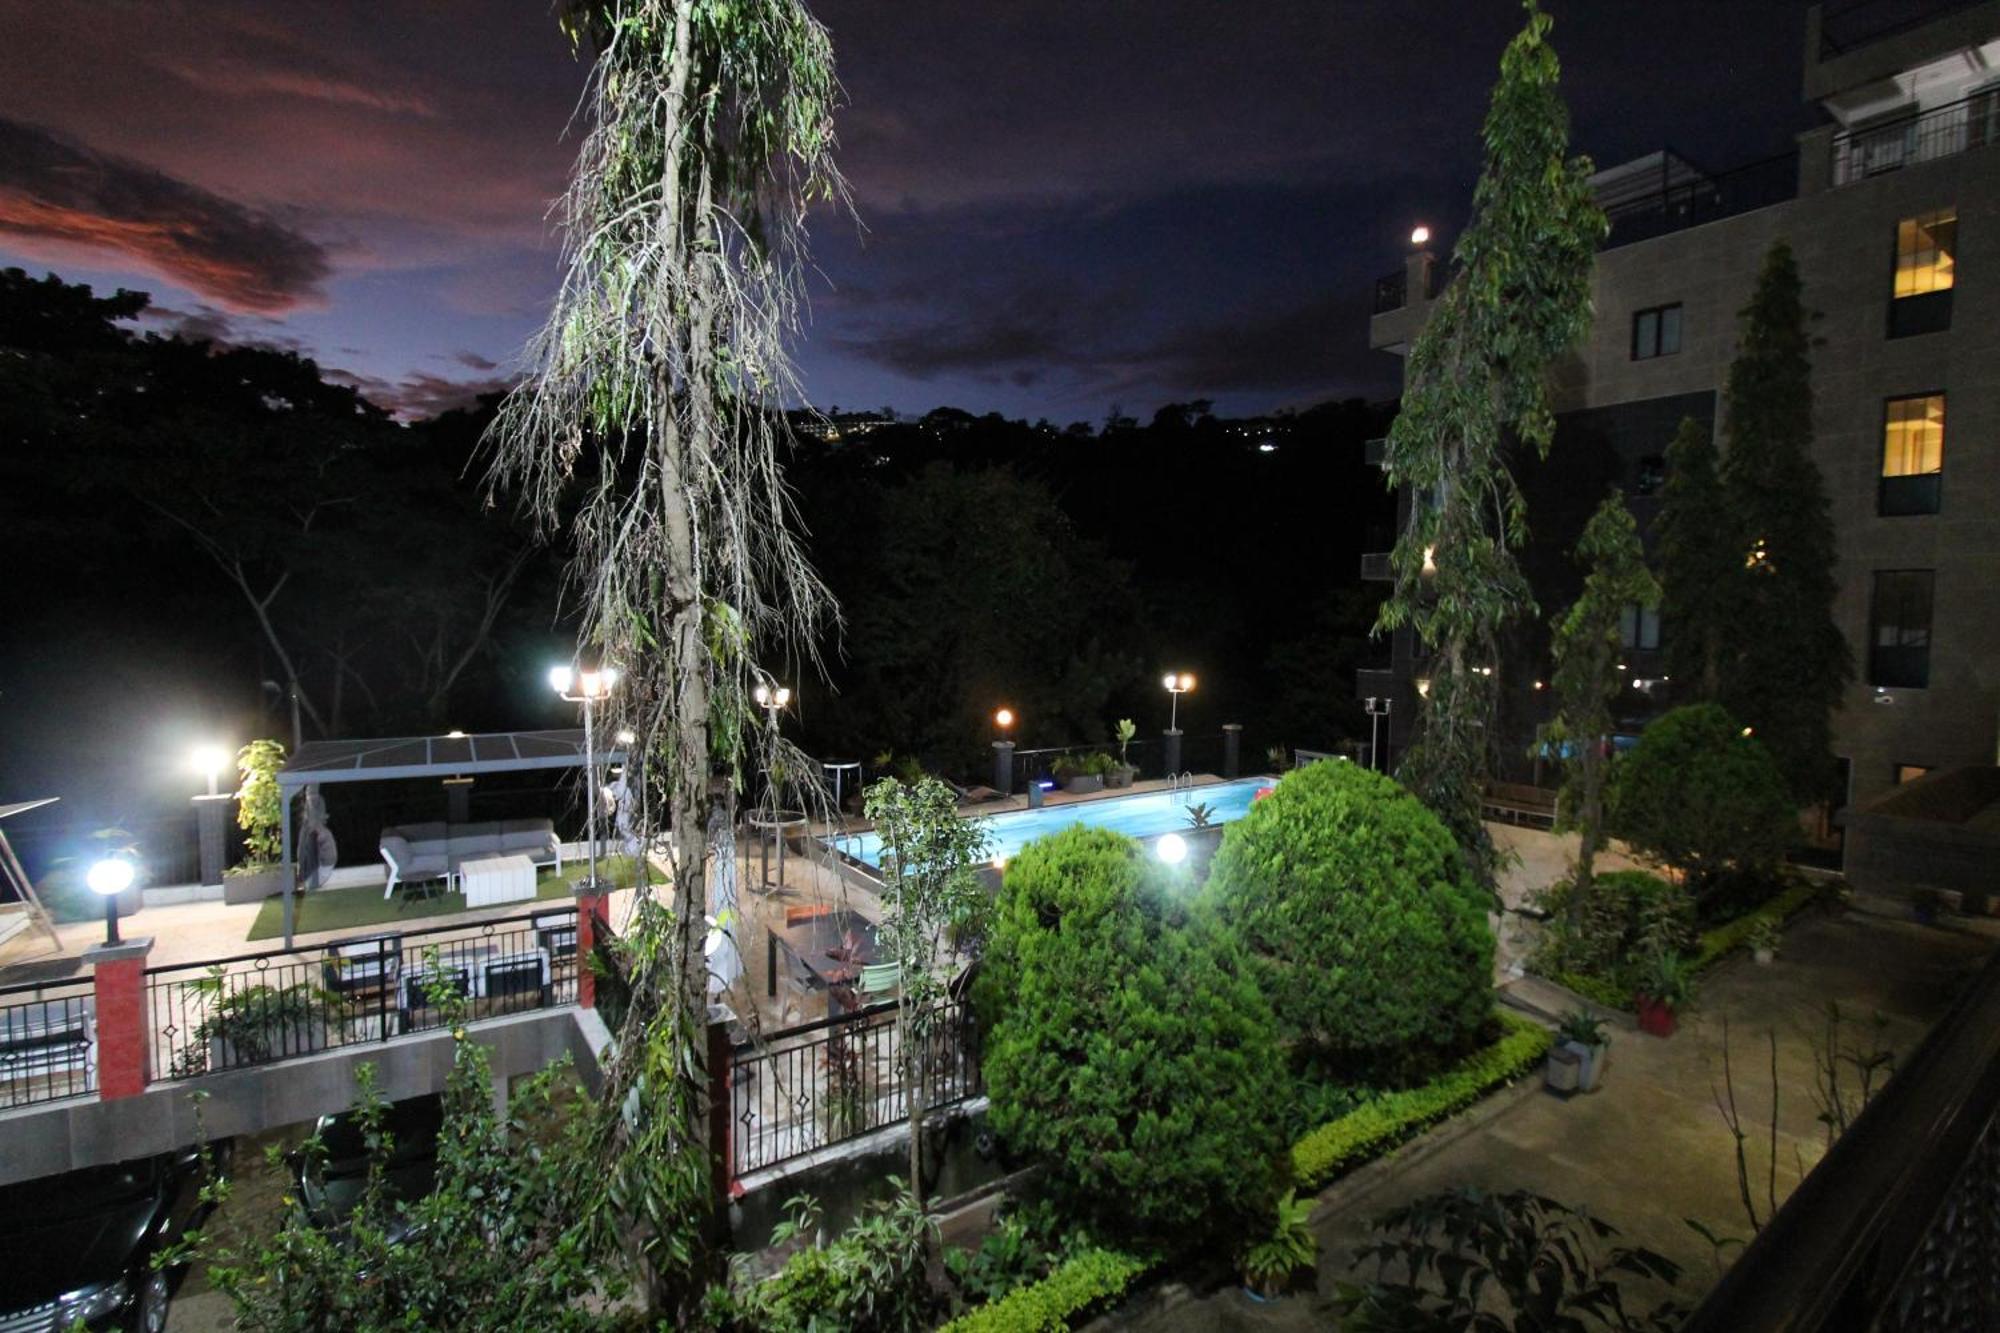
87, 937, 153, 1100
1221, 724, 1242, 779
193, 794, 232, 887
991, 740, 1015, 796
1406, 247, 1435, 302
443, 777, 473, 825
706, 1004, 738, 1209
1027, 773, 1045, 808
573, 885, 610, 1009
1796, 124, 1835, 197
1162, 728, 1183, 778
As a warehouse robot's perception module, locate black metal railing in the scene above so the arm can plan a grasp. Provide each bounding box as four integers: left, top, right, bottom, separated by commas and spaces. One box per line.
1818, 0, 1989, 57
0, 978, 96, 1108
727, 998, 982, 1178
1683, 941, 2000, 1330
1372, 269, 1407, 315
147, 908, 579, 1080
1832, 90, 2000, 185
1359, 551, 1393, 581
1363, 437, 1388, 467
1601, 151, 1798, 250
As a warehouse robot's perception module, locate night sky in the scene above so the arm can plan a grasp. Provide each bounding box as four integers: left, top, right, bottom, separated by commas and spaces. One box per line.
0, 1, 1815, 423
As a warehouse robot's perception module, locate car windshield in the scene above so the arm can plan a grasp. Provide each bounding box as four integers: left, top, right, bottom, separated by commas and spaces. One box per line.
315, 1097, 443, 1177
0, 1157, 159, 1224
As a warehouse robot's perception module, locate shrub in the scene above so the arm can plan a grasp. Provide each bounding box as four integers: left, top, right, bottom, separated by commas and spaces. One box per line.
1609, 704, 1793, 892
977, 826, 1286, 1248
234, 738, 287, 868
1530, 869, 1691, 996
1241, 1190, 1317, 1296
1202, 760, 1494, 1076
940, 1248, 1147, 1333
720, 1188, 936, 1332
1691, 880, 1815, 972
1291, 1012, 1551, 1191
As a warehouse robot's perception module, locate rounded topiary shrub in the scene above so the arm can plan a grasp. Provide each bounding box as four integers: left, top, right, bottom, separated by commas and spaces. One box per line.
1609, 703, 1793, 892
1200, 760, 1493, 1076
976, 825, 1285, 1248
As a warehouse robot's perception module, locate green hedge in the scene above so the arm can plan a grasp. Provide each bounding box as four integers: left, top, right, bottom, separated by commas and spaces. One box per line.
1548, 970, 1630, 1011
1291, 1011, 1553, 1191
940, 1248, 1148, 1333
1690, 880, 1816, 973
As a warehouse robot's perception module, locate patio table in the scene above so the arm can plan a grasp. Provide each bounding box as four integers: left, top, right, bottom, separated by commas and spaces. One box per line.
766, 908, 880, 1013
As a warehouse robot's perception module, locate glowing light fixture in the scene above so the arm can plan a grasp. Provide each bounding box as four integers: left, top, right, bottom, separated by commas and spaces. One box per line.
995, 707, 1015, 730
1410, 224, 1431, 246
615, 729, 637, 746
87, 857, 136, 946
190, 744, 231, 798
1416, 677, 1432, 699
1156, 833, 1188, 865
753, 683, 793, 710
1162, 672, 1195, 730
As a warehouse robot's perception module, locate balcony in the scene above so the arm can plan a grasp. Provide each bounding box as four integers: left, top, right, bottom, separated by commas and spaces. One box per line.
1816, 0, 1995, 58
1371, 269, 1407, 315
1598, 150, 1799, 250
1359, 551, 1393, 582
1363, 437, 1387, 467
1831, 90, 2000, 185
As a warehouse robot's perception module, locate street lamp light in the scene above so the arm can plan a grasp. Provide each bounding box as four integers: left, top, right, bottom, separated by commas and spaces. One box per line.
87, 856, 135, 947
753, 682, 792, 726
551, 663, 618, 893
190, 745, 230, 798
1162, 672, 1195, 731
994, 707, 1015, 732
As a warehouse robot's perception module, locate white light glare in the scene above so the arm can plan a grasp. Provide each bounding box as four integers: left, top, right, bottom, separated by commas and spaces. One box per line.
1156, 833, 1188, 865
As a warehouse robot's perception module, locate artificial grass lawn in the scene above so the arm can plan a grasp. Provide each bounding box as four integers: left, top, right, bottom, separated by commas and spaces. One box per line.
245, 856, 640, 941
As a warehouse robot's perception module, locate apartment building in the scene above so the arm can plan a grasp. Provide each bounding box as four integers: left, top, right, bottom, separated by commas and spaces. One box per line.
1362, 0, 2000, 831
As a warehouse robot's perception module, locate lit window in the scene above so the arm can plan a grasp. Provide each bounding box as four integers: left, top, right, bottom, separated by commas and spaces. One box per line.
1631, 304, 1683, 361
1869, 570, 1934, 689
1893, 211, 1955, 299
1880, 394, 1943, 516
1896, 764, 1931, 784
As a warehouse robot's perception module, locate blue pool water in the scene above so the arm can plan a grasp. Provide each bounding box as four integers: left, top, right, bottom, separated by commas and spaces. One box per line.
836, 776, 1277, 871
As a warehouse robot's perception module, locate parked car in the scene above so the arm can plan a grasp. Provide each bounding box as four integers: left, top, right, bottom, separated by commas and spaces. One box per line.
294, 1094, 442, 1244
0, 1145, 226, 1332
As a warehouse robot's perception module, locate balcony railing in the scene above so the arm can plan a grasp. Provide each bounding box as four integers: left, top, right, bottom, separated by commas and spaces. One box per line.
0, 978, 96, 1108
1355, 667, 1401, 702
1601, 151, 1798, 249
1682, 940, 2000, 1330
1359, 551, 1393, 582
1363, 437, 1387, 467
1371, 269, 1407, 315
1832, 90, 2000, 185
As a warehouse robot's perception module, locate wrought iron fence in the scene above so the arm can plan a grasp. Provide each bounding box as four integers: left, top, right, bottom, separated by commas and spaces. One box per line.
1832, 90, 2000, 185
1601, 151, 1798, 249
726, 998, 981, 1179
1371, 268, 1407, 314
147, 909, 579, 1080
1682, 941, 2000, 1330
0, 978, 96, 1108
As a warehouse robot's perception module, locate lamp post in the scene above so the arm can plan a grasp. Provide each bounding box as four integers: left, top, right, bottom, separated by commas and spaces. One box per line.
190, 744, 234, 887
87, 856, 135, 947
550, 664, 618, 894
753, 682, 792, 731
1162, 672, 1195, 777
1364, 696, 1393, 772
992, 707, 1016, 796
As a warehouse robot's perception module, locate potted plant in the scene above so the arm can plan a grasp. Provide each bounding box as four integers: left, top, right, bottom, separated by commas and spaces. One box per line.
1051, 752, 1110, 795
1555, 1009, 1609, 1092
185, 970, 333, 1074
1747, 915, 1781, 966
1107, 719, 1139, 788
1634, 951, 1693, 1038
224, 739, 290, 904
1241, 1190, 1317, 1301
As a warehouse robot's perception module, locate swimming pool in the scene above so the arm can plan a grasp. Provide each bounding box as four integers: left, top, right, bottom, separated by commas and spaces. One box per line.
835, 776, 1277, 871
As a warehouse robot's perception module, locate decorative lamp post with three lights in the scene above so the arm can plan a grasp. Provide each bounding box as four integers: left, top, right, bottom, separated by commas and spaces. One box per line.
1162, 671, 1195, 777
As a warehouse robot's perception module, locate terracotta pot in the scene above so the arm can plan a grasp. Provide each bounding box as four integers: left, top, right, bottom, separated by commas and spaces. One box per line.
1635, 995, 1677, 1038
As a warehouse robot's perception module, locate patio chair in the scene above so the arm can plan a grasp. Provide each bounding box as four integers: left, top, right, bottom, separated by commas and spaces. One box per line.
398, 964, 471, 1033
0, 997, 94, 1095
322, 934, 403, 998
857, 962, 901, 1001
531, 908, 579, 961
483, 951, 551, 1006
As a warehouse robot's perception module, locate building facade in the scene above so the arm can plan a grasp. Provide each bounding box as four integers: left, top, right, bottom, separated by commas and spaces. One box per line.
1363, 0, 2000, 827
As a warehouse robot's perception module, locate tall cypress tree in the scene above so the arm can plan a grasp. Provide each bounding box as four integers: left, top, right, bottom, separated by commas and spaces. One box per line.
1656, 416, 1736, 701
1378, 0, 1607, 887
1717, 240, 1849, 803
1543, 493, 1659, 915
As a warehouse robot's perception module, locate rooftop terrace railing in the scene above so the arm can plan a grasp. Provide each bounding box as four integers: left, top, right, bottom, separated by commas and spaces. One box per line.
1831, 89, 2000, 185
1600, 151, 1799, 249
147, 908, 579, 1080
1681, 939, 2000, 1331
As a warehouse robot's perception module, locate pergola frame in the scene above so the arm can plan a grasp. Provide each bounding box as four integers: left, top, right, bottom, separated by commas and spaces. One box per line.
275, 729, 626, 946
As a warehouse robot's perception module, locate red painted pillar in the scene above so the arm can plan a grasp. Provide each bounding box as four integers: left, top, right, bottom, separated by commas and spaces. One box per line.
87, 937, 153, 1100
706, 1007, 738, 1206
573, 888, 609, 1009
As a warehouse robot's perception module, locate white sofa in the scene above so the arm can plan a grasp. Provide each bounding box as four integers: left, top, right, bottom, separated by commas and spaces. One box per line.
378, 818, 562, 899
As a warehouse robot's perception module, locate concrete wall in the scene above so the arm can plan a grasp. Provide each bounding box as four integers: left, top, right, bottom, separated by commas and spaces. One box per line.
1846, 765, 2000, 909
1568, 144, 2000, 812
0, 1007, 604, 1187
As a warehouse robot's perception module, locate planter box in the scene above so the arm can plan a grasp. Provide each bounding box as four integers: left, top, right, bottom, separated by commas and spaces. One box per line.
1544, 1044, 1583, 1095
1635, 997, 1678, 1038
1105, 765, 1136, 790
223, 863, 290, 905
1561, 1039, 1608, 1092
1062, 775, 1104, 795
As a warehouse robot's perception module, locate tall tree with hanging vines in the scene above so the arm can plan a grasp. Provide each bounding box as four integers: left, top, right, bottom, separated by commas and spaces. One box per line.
1377, 0, 1606, 888
486, 0, 846, 1313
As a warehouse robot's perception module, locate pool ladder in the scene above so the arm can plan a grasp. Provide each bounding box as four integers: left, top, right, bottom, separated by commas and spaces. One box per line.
1168, 771, 1197, 801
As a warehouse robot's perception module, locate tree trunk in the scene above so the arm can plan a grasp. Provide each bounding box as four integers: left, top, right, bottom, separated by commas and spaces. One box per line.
906, 1005, 926, 1207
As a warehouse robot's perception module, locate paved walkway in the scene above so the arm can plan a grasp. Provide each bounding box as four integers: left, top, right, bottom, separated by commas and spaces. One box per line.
1109, 897, 1994, 1330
